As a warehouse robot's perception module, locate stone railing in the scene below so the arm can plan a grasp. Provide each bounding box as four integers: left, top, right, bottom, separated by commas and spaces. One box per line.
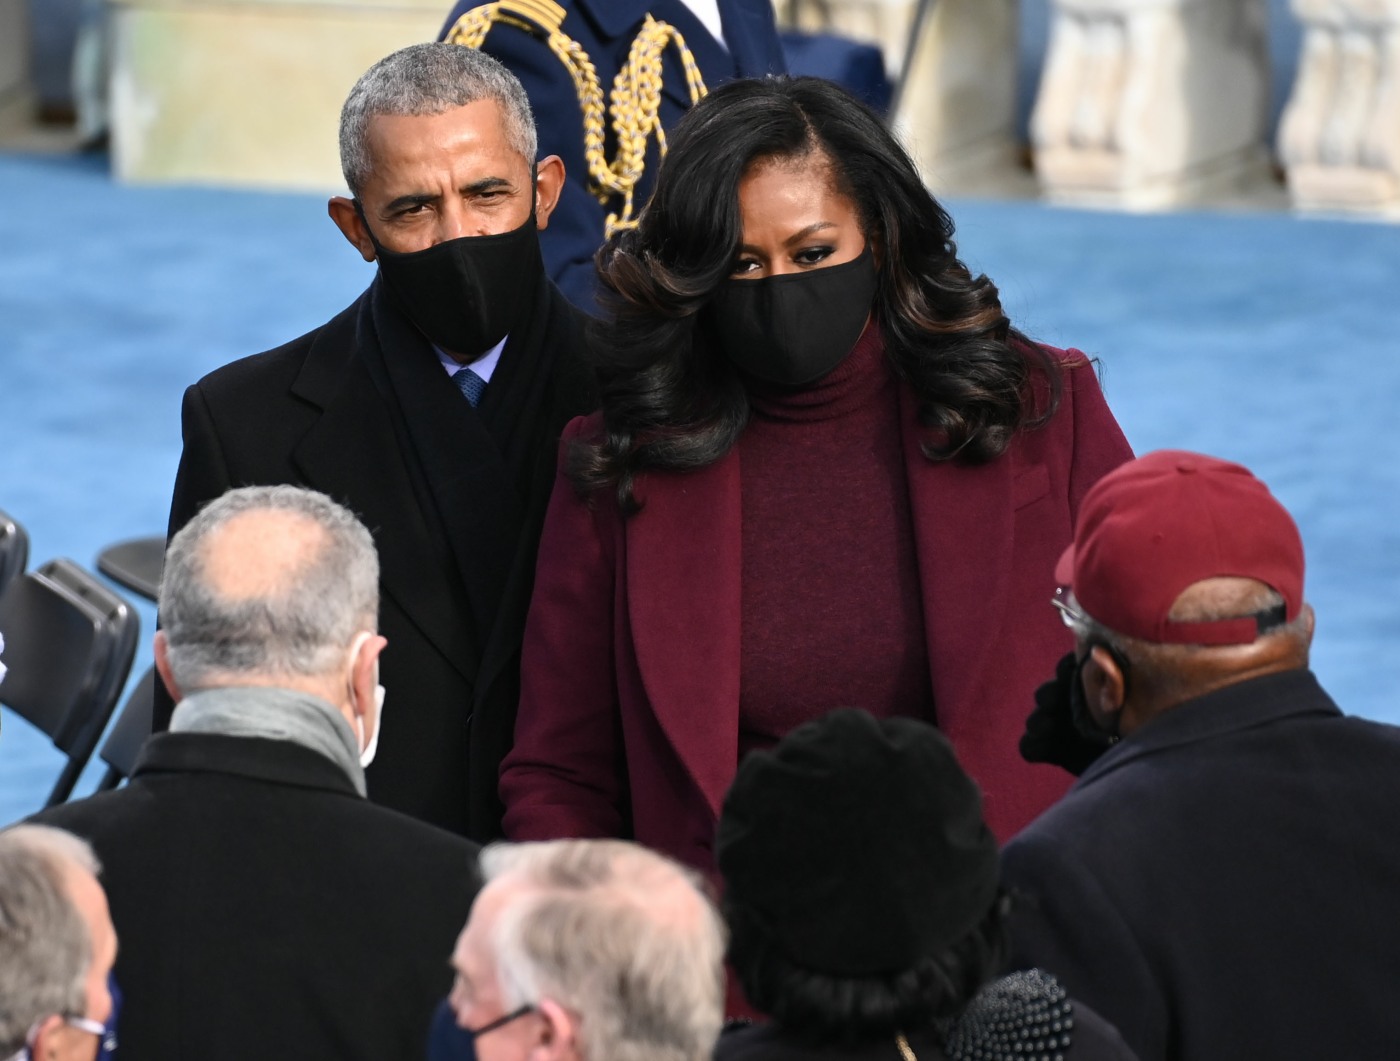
1030, 0, 1272, 208
1279, 0, 1400, 215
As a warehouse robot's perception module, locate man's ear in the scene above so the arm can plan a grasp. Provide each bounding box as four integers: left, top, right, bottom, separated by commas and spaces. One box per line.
29, 1013, 67, 1058
349, 634, 387, 723
329, 196, 378, 262
1084, 644, 1126, 722
533, 155, 566, 231
531, 998, 579, 1061
154, 630, 183, 704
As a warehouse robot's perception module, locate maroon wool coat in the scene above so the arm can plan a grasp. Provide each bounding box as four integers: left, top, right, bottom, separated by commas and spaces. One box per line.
502, 351, 1132, 873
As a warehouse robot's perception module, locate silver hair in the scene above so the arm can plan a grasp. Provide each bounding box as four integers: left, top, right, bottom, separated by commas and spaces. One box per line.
160, 485, 379, 691
339, 42, 537, 196
0, 827, 101, 1055
479, 840, 726, 1061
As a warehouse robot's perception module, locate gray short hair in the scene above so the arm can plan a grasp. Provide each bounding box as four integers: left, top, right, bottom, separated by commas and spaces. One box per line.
0, 827, 101, 1055
160, 485, 379, 691
480, 840, 726, 1061
339, 42, 537, 196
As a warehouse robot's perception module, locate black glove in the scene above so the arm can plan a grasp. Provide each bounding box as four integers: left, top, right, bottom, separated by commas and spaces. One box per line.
1019, 651, 1110, 777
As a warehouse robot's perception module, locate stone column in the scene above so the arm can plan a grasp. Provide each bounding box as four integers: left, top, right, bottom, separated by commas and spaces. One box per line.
1032, 0, 1271, 208
109, 0, 444, 190
781, 0, 1020, 190
893, 0, 1019, 189
1279, 0, 1400, 215
0, 0, 33, 137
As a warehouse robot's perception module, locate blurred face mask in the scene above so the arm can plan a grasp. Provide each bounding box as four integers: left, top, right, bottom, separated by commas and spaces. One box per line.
346, 632, 386, 768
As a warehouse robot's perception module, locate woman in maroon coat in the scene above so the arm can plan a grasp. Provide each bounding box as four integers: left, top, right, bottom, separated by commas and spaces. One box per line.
501, 77, 1132, 875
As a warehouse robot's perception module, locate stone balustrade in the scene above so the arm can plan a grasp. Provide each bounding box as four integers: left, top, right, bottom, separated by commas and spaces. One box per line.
1031, 0, 1271, 208
1279, 0, 1400, 215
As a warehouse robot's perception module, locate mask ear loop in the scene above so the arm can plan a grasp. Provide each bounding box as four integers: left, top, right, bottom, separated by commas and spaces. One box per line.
1072, 641, 1126, 745
346, 631, 375, 753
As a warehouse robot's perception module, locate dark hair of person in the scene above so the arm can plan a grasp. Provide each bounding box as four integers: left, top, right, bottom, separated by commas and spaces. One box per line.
570, 76, 1062, 512
722, 890, 1013, 1044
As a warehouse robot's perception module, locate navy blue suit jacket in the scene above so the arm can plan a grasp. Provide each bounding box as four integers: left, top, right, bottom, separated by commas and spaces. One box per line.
438, 0, 786, 310
1003, 669, 1400, 1061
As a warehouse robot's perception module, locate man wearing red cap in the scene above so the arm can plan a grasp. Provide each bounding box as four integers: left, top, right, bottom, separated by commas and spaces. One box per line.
1004, 449, 1400, 1061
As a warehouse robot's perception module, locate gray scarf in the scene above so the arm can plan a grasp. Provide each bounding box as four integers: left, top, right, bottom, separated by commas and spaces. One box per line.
169, 685, 366, 796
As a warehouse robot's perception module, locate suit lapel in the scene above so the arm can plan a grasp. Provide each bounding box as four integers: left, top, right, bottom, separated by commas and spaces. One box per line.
900, 388, 1015, 743
290, 296, 475, 682
627, 449, 743, 820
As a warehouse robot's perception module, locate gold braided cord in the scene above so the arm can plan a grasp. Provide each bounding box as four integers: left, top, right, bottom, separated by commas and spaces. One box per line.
443, 2, 709, 235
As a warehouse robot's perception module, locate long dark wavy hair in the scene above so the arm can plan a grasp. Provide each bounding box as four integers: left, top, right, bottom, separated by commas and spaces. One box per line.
723, 890, 1013, 1044
570, 76, 1061, 512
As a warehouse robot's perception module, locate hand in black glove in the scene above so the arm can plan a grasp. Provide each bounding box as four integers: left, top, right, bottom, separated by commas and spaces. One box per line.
1019, 650, 1111, 777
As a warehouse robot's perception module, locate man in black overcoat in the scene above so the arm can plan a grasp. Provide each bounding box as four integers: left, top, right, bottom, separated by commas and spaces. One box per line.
1007, 449, 1400, 1061
156, 42, 595, 839
34, 486, 480, 1061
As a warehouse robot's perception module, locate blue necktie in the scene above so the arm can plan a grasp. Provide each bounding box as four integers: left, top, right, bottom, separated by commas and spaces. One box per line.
453, 367, 486, 407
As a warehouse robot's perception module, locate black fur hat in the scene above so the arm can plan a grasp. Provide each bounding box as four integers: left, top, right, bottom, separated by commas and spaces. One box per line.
717, 708, 998, 976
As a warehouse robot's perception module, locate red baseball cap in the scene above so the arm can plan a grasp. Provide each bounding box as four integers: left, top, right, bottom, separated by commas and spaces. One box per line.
1056, 450, 1304, 645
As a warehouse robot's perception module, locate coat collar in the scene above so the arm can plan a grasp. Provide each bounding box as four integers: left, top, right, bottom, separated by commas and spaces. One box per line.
1075, 669, 1339, 788
624, 385, 1015, 820
288, 284, 476, 682
133, 731, 364, 799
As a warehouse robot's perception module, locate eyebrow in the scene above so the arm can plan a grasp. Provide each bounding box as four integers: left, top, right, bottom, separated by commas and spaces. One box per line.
737, 221, 837, 255
383, 177, 515, 214
384, 192, 438, 213
464, 177, 512, 194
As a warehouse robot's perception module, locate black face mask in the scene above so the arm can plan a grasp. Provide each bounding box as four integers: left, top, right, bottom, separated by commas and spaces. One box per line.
707, 246, 879, 388
358, 202, 543, 357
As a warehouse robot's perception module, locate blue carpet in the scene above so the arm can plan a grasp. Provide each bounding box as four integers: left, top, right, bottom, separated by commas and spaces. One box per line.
2, 151, 1398, 823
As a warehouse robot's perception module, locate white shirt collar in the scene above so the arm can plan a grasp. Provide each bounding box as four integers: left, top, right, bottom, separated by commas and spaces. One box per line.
435, 335, 507, 384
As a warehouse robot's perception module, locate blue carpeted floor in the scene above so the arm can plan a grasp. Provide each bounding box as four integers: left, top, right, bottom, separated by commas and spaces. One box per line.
3, 151, 1399, 823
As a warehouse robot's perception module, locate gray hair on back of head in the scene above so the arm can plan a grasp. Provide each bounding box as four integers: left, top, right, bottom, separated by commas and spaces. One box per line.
339, 41, 537, 196
0, 826, 101, 1056
160, 485, 379, 692
479, 839, 727, 1061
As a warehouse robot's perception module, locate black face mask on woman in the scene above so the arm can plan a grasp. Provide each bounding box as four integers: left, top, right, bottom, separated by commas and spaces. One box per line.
707, 246, 878, 388
358, 201, 543, 357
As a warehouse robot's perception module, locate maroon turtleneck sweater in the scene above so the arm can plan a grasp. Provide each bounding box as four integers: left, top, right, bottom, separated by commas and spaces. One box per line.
737, 322, 933, 760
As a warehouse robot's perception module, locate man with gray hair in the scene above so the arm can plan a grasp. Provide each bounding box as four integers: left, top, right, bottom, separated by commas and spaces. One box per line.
34, 485, 480, 1061
430, 839, 726, 1061
0, 825, 117, 1061
158, 41, 595, 839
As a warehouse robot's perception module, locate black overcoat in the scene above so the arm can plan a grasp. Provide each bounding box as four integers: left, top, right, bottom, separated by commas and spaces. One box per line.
157, 274, 594, 838
32, 731, 480, 1060
1003, 669, 1400, 1061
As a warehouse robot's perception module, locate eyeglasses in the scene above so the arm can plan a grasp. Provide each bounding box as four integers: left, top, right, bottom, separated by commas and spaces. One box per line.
465, 1004, 536, 1040
1050, 588, 1092, 636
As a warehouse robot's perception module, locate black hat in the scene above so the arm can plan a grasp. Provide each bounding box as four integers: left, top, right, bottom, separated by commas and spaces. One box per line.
716, 709, 998, 977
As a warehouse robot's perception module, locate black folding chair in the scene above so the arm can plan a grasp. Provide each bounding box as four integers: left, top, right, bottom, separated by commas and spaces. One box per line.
0, 508, 28, 597
95, 664, 155, 790
0, 560, 139, 806
95, 534, 165, 603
